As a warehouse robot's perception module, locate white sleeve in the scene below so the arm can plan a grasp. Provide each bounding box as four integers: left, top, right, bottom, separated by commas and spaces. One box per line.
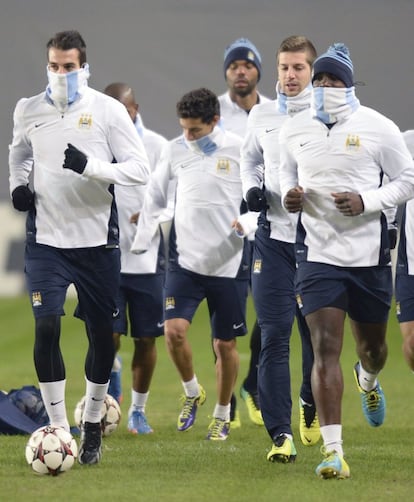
279, 128, 299, 208
131, 143, 173, 253
361, 129, 414, 213
146, 134, 174, 222
237, 211, 258, 238
381, 175, 398, 226
240, 112, 264, 198
383, 206, 398, 227
83, 103, 150, 186
8, 98, 34, 194
145, 134, 169, 172
403, 130, 414, 156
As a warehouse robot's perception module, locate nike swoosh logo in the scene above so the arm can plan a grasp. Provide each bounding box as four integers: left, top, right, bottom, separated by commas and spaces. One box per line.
157, 322, 165, 328
91, 397, 104, 401
265, 128, 277, 133
50, 400, 63, 406
233, 322, 244, 329
34, 123, 45, 128
300, 141, 310, 147
113, 308, 120, 318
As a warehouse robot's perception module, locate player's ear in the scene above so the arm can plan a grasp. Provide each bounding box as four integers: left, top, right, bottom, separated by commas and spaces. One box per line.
211, 115, 220, 127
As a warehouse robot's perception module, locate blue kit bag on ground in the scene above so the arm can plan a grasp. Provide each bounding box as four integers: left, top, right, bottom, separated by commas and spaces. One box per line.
0, 385, 49, 434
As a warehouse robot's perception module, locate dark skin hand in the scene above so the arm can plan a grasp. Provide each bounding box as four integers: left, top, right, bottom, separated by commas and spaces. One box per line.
284, 186, 304, 213
284, 187, 364, 216
130, 212, 139, 224
331, 192, 364, 216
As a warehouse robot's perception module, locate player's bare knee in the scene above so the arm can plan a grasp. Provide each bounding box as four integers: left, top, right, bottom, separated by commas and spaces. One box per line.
133, 337, 155, 350
165, 327, 186, 348
213, 338, 236, 360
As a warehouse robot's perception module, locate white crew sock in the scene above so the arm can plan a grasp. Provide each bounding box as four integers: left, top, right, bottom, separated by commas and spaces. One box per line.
39, 379, 69, 432
182, 376, 200, 397
320, 424, 343, 456
357, 361, 378, 392
213, 403, 231, 421
83, 379, 109, 423
130, 390, 149, 413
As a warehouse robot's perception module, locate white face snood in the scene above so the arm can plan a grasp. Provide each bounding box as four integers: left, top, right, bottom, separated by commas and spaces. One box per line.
46, 64, 90, 113
312, 86, 360, 124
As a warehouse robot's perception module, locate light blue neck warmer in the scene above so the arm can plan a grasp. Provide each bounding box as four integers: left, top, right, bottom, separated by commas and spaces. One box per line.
277, 82, 312, 116
185, 128, 218, 155
312, 86, 360, 124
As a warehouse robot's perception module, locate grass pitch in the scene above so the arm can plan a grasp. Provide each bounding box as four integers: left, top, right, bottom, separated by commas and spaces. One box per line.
0, 295, 412, 501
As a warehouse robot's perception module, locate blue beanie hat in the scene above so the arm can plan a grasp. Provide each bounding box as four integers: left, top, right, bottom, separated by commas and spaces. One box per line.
223, 38, 262, 81
312, 43, 354, 88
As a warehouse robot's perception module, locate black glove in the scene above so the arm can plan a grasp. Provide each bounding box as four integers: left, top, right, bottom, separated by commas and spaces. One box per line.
63, 143, 88, 174
246, 186, 267, 212
388, 226, 398, 250
11, 185, 34, 211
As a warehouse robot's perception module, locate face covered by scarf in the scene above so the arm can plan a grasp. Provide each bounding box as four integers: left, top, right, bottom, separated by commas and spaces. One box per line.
312, 86, 360, 124
46, 63, 90, 113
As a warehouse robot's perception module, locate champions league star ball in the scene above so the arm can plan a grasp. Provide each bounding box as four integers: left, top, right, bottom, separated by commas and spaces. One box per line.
25, 425, 78, 476
74, 394, 121, 437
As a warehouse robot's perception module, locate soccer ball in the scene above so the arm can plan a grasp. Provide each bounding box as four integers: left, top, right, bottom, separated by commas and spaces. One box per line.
25, 425, 78, 476
74, 394, 121, 437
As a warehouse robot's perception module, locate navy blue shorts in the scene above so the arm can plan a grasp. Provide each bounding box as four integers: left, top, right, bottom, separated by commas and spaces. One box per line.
25, 242, 120, 326
295, 262, 392, 322
114, 273, 164, 338
251, 226, 297, 326
164, 265, 249, 340
395, 274, 414, 323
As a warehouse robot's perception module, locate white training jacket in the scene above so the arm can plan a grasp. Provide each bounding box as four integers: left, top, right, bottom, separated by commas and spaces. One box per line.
218, 91, 271, 239
131, 127, 245, 278
218, 91, 271, 138
240, 99, 304, 243
279, 106, 414, 267
9, 86, 150, 249
115, 115, 168, 274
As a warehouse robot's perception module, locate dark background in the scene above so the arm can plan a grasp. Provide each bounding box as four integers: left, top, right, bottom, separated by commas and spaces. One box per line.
2, 0, 413, 198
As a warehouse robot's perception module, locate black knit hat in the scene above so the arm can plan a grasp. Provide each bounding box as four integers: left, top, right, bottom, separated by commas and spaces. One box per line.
223, 38, 262, 81
312, 43, 354, 88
